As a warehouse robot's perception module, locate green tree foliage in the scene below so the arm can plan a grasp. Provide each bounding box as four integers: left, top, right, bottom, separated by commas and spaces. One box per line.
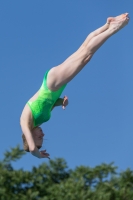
0, 146, 133, 200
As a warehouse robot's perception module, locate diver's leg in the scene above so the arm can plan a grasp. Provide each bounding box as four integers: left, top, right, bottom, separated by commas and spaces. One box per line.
47, 13, 129, 90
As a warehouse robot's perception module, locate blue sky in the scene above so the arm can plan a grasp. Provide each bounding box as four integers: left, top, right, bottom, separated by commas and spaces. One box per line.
0, 0, 133, 171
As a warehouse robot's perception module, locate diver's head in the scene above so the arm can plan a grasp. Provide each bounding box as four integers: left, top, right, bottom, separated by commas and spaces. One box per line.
22, 126, 44, 152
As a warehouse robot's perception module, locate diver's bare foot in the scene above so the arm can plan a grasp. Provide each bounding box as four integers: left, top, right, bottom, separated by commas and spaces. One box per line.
107, 13, 129, 24
108, 13, 129, 33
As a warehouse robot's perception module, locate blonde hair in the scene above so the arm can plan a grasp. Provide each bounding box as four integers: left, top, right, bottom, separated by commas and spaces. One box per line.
22, 134, 30, 152
22, 134, 41, 152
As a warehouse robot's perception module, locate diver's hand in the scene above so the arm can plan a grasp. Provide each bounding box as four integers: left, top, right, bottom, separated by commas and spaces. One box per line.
62, 96, 68, 109
40, 150, 50, 159
31, 147, 50, 159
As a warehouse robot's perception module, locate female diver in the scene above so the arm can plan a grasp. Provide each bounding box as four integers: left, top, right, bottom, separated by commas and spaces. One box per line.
20, 13, 130, 159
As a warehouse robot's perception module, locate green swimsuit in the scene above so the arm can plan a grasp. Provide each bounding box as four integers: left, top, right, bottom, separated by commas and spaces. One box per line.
27, 70, 66, 127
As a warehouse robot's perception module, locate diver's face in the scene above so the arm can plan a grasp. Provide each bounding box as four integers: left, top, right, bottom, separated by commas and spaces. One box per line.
32, 127, 44, 148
